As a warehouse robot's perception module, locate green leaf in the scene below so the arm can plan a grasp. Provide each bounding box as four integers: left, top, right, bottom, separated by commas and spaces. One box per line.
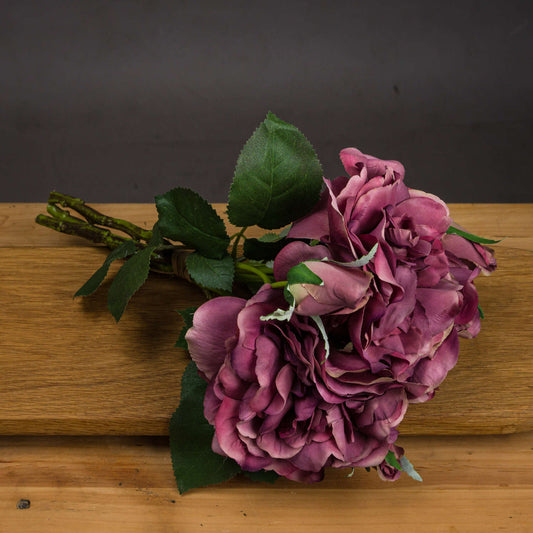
243, 237, 288, 261
286, 262, 323, 286
185, 253, 234, 292
175, 307, 198, 349
227, 112, 323, 229
107, 245, 154, 322
170, 362, 241, 494
155, 188, 230, 259
74, 240, 138, 298
385, 451, 402, 470
258, 232, 283, 243
148, 222, 164, 247
242, 470, 279, 484
106, 223, 163, 322
446, 226, 501, 244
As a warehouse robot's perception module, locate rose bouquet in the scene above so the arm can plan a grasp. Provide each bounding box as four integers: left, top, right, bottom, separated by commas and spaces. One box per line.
36, 113, 498, 492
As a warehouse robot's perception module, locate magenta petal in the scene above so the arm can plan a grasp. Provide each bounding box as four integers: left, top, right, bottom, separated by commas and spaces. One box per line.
186, 297, 246, 380
411, 329, 459, 392
349, 180, 409, 234
374, 266, 417, 337
443, 234, 496, 272
294, 261, 372, 316
393, 190, 450, 239
290, 440, 338, 471
255, 335, 282, 387
257, 431, 301, 459
340, 147, 405, 180
357, 389, 408, 440
271, 462, 325, 483
288, 179, 333, 240
417, 284, 461, 335
214, 396, 248, 463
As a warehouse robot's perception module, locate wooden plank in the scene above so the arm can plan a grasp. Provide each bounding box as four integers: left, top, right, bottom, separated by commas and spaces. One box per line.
0, 432, 531, 532
0, 204, 532, 435
2, 203, 533, 248
1, 203, 232, 247
0, 250, 203, 435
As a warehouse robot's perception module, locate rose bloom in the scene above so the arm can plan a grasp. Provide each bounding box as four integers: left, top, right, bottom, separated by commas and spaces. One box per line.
442, 233, 496, 338
377, 443, 405, 481
282, 147, 496, 404
186, 285, 407, 482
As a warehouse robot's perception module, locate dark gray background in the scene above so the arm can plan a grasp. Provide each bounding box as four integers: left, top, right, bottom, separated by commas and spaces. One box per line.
2, 0, 532, 203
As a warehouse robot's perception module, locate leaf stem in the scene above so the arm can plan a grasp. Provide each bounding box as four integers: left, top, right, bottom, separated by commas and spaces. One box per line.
270, 280, 288, 289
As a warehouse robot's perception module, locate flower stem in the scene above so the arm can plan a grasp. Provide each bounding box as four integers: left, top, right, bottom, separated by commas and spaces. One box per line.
270, 280, 288, 289
235, 262, 272, 285
231, 226, 248, 259
48, 191, 153, 241
36, 213, 133, 249
35, 213, 174, 273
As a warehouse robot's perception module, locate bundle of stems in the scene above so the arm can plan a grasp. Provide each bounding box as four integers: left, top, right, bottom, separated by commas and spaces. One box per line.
35, 192, 276, 292
35, 192, 176, 273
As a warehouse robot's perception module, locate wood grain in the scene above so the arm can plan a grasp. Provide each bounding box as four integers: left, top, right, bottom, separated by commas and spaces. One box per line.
3, 203, 532, 248
1, 204, 532, 435
0, 432, 531, 532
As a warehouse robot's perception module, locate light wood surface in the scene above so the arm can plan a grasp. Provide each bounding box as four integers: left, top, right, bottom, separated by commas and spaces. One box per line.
1, 203, 532, 532
1, 203, 532, 435
0, 432, 531, 532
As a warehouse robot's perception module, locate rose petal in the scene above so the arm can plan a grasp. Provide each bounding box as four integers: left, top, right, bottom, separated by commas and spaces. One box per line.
186, 297, 246, 380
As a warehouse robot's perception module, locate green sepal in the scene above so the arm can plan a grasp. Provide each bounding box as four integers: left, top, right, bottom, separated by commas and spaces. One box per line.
169, 362, 241, 494
286, 262, 323, 286
74, 240, 138, 298
478, 304, 485, 320
385, 451, 402, 470
155, 187, 230, 259
175, 307, 198, 350
446, 226, 501, 244
185, 253, 235, 292
227, 112, 323, 229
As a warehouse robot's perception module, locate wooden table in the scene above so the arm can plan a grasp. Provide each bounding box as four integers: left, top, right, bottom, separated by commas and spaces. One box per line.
1, 203, 532, 532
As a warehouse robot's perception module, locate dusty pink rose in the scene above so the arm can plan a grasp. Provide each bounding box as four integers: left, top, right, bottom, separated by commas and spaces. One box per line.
289, 147, 451, 266
443, 233, 496, 337
186, 285, 407, 482
185, 146, 496, 484
377, 444, 405, 481
273, 241, 373, 316
283, 147, 495, 405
